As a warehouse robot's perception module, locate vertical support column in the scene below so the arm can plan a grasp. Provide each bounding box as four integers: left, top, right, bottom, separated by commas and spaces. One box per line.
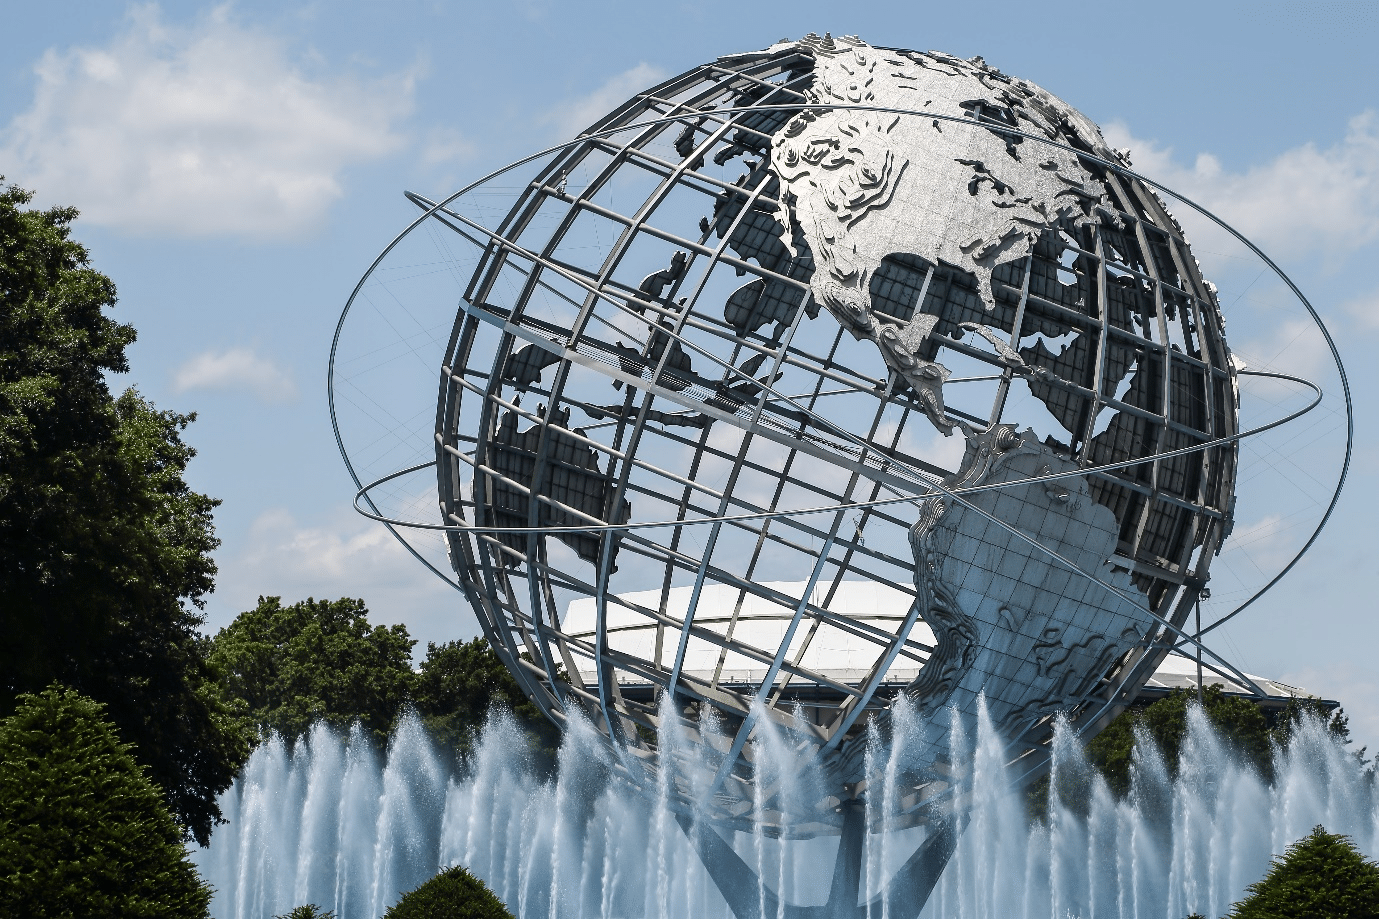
675, 813, 781, 919
1195, 589, 1205, 704
676, 802, 959, 919
864, 821, 958, 919
824, 797, 866, 919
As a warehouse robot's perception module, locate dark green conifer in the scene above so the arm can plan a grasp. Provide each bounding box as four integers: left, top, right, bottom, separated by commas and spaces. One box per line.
384, 864, 513, 919
1228, 825, 1379, 918
0, 686, 212, 918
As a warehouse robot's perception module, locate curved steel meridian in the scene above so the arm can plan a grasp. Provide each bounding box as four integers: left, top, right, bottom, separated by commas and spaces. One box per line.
330, 32, 1350, 919
438, 34, 1247, 824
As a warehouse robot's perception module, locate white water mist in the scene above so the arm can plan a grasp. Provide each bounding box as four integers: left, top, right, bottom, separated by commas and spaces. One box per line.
195, 702, 1378, 919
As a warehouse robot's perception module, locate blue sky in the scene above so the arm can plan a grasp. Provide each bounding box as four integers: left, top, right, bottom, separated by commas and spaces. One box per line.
3, 1, 1377, 745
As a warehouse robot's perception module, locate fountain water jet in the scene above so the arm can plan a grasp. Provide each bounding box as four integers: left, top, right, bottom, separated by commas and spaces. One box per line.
196, 702, 1376, 919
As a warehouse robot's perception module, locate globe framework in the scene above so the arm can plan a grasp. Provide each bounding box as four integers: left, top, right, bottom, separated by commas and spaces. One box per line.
435, 34, 1241, 838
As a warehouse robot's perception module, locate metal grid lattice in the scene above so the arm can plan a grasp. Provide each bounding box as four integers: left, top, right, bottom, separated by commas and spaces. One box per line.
427, 38, 1247, 836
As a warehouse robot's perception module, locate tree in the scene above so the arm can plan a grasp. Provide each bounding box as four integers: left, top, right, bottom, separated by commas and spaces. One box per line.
208, 600, 561, 763
413, 637, 560, 764
275, 908, 335, 919
1270, 696, 1357, 757
1086, 686, 1272, 796
383, 865, 514, 919
208, 596, 417, 744
0, 686, 213, 918
0, 181, 250, 844
1228, 825, 1379, 918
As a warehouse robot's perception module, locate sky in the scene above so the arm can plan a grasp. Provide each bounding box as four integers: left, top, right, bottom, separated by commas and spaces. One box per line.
3, 1, 1377, 747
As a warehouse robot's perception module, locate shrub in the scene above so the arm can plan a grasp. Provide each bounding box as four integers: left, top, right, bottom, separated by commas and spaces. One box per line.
384, 864, 513, 919
1228, 825, 1379, 918
0, 685, 212, 918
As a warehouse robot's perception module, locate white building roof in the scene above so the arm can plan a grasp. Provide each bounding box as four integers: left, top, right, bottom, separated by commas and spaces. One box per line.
563, 581, 1320, 700
564, 580, 933, 686
1141, 650, 1317, 699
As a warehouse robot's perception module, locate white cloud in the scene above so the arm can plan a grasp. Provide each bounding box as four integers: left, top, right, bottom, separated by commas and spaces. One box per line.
420, 127, 473, 165
1219, 513, 1297, 573
546, 63, 667, 142
1104, 112, 1379, 263
1345, 289, 1379, 332
172, 346, 297, 401
241, 508, 416, 586
208, 508, 463, 648
1234, 316, 1334, 397
903, 425, 967, 474
1, 5, 414, 240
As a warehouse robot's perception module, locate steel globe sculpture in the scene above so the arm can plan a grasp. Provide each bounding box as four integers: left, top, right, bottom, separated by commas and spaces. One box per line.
443, 31, 1236, 800
333, 33, 1350, 919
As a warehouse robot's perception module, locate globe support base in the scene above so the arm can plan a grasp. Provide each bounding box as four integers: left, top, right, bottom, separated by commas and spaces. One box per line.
677, 808, 958, 919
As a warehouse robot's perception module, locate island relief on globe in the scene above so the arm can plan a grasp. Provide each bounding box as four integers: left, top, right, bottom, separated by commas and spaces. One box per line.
452, 31, 1236, 795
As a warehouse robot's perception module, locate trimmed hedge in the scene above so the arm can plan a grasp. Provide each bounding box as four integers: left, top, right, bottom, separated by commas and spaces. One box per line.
0, 685, 212, 918
1228, 825, 1379, 918
385, 864, 513, 919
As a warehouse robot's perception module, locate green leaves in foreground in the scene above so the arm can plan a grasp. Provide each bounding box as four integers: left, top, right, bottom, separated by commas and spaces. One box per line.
275, 907, 335, 919
384, 864, 513, 919
1228, 825, 1379, 918
0, 686, 212, 919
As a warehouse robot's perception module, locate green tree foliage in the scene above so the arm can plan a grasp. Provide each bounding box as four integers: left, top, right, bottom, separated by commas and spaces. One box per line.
1034, 689, 1356, 817
1228, 825, 1379, 918
210, 597, 562, 762
384, 865, 513, 919
0, 686, 212, 918
0, 181, 249, 844
413, 638, 560, 765
208, 596, 417, 744
1086, 686, 1273, 796
275, 907, 335, 919
1269, 697, 1355, 756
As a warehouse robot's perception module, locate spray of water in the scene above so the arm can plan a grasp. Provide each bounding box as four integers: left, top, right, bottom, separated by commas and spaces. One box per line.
194, 701, 1377, 919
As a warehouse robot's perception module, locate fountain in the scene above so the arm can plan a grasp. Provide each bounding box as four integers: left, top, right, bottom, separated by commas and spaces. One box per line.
194, 701, 1375, 919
